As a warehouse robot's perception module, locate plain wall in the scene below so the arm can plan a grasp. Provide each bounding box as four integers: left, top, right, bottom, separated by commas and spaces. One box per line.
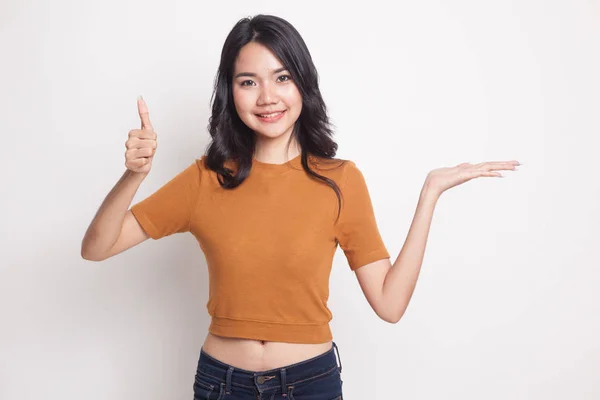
1, 0, 599, 398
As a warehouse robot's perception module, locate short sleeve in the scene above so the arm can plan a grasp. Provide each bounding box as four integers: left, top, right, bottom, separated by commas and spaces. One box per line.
334, 161, 390, 271
130, 160, 201, 240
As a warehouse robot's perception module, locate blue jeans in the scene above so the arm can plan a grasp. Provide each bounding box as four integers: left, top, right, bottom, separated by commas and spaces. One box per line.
193, 342, 344, 400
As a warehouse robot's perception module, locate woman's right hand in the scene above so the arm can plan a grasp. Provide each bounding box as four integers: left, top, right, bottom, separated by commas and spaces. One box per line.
125, 96, 158, 174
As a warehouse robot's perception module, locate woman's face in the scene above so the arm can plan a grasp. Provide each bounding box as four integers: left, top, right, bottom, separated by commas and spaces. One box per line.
232, 42, 302, 141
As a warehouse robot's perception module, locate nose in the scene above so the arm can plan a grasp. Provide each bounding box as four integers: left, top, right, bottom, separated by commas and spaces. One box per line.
257, 81, 277, 105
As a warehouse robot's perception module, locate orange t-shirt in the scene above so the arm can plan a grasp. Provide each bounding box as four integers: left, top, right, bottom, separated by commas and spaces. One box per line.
130, 153, 389, 343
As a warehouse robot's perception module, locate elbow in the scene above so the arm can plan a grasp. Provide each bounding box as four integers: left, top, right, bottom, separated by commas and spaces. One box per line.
80, 243, 105, 262
379, 308, 405, 324
382, 314, 402, 324
81, 249, 99, 262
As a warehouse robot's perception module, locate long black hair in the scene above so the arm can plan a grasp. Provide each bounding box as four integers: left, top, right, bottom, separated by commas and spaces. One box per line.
203, 14, 345, 220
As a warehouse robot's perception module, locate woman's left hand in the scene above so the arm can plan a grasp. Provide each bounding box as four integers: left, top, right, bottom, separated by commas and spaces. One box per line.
424, 160, 520, 197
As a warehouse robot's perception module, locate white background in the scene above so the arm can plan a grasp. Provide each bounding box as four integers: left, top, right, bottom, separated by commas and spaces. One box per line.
1, 0, 599, 399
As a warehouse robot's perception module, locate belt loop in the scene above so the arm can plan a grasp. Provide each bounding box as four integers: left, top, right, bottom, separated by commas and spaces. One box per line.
280, 367, 287, 395
225, 366, 234, 394
332, 342, 342, 374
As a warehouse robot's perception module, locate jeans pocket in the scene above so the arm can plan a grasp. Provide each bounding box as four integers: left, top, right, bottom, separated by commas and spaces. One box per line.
287, 367, 342, 400
193, 372, 224, 400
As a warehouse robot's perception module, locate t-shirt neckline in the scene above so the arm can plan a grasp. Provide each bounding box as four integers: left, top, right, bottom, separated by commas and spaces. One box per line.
251, 153, 303, 171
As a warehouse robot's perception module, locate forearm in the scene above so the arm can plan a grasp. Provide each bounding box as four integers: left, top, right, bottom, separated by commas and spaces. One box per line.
382, 185, 440, 322
81, 169, 147, 259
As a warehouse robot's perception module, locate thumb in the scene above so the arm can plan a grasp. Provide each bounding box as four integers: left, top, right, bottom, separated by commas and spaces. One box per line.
137, 95, 154, 130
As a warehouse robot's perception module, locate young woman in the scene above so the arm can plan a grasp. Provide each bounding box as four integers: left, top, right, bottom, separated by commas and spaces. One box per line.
81, 14, 519, 400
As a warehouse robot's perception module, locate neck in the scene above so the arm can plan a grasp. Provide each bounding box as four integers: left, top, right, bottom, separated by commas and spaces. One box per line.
253, 131, 301, 164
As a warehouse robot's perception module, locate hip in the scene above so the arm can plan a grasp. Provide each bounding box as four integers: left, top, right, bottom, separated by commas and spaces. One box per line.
194, 339, 344, 400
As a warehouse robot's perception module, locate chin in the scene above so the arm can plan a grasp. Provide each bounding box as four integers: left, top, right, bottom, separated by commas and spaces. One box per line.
253, 129, 291, 139
250, 123, 295, 139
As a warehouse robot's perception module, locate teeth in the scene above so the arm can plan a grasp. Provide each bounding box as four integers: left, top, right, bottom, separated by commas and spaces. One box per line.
258, 111, 283, 118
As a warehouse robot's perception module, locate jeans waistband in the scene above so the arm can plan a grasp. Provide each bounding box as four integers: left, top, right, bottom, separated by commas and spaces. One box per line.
196, 341, 343, 394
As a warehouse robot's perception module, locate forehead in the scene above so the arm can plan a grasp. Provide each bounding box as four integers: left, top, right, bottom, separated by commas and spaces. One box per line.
234, 42, 285, 73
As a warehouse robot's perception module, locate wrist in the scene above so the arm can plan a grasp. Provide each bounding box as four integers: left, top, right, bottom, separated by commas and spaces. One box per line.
124, 168, 149, 181
420, 181, 441, 202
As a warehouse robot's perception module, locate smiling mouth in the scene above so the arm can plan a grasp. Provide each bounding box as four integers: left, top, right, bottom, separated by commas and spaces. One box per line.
255, 110, 285, 118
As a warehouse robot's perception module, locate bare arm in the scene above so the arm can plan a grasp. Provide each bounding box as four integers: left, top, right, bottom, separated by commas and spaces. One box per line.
356, 161, 519, 323
81, 170, 150, 261
379, 187, 438, 322
354, 187, 436, 323
81, 96, 159, 261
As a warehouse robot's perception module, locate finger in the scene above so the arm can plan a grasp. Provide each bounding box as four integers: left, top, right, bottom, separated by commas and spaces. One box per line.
475, 161, 520, 168
473, 162, 516, 171
485, 165, 517, 171
482, 171, 503, 177
134, 157, 149, 169
138, 136, 157, 148
134, 147, 154, 158
126, 132, 156, 149
137, 96, 154, 131
135, 130, 157, 140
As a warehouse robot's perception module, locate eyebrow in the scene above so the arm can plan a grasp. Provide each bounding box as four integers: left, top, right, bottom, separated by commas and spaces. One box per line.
234, 67, 289, 79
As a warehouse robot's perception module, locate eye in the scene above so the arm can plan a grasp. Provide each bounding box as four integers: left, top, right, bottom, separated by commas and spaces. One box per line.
240, 80, 255, 87
278, 75, 292, 82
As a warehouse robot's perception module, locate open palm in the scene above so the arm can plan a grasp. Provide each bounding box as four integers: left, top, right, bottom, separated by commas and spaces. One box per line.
425, 160, 520, 196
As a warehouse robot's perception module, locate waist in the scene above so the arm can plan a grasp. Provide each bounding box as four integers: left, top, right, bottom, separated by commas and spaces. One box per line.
197, 340, 340, 389
202, 332, 333, 371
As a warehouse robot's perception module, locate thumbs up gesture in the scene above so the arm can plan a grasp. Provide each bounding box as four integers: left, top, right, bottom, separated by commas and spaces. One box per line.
125, 96, 158, 174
